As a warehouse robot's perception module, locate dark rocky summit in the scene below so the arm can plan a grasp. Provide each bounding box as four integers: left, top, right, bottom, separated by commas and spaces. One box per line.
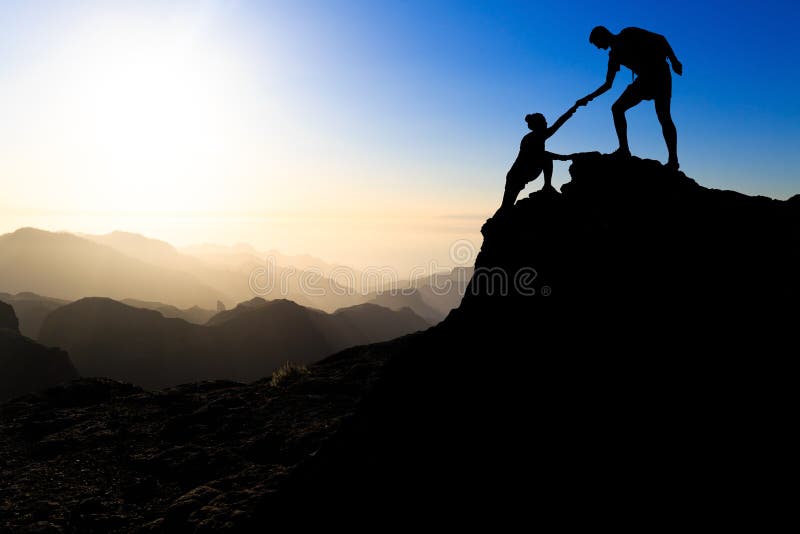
278, 154, 799, 522
1, 155, 797, 530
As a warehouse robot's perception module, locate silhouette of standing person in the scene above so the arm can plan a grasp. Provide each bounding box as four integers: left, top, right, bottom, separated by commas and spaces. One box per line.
577, 26, 683, 170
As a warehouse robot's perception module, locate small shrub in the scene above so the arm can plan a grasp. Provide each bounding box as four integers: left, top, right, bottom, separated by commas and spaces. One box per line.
270, 362, 310, 387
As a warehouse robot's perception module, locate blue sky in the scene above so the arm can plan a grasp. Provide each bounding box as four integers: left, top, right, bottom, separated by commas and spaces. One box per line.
0, 1, 798, 268
247, 0, 800, 197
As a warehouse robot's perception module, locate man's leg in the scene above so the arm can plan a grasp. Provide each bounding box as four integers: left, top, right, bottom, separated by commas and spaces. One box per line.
655, 95, 678, 169
611, 85, 644, 156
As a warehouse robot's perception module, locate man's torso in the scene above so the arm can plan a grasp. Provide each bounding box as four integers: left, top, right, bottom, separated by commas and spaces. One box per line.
610, 27, 668, 76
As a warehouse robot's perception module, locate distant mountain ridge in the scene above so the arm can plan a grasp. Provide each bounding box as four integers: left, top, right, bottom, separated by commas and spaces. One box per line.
0, 228, 225, 308
368, 289, 442, 324
39, 297, 429, 389
1, 227, 467, 323
121, 298, 217, 325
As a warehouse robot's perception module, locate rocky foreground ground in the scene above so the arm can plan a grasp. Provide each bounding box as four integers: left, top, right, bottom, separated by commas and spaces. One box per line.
0, 342, 396, 532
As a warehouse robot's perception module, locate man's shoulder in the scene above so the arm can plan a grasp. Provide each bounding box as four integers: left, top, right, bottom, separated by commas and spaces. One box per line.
620, 27, 650, 36
619, 27, 661, 42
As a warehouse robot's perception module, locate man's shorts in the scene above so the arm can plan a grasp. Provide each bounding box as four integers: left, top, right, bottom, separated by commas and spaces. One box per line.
629, 62, 672, 102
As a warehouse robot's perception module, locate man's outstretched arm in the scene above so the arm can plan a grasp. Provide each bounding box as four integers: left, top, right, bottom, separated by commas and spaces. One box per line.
546, 104, 578, 138
661, 35, 683, 75
576, 65, 617, 107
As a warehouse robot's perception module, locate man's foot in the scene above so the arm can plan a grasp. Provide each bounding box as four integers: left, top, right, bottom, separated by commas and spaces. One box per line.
609, 147, 631, 158
666, 159, 680, 171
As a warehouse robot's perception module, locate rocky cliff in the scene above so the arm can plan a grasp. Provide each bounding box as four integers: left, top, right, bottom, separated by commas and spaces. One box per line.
278, 154, 799, 523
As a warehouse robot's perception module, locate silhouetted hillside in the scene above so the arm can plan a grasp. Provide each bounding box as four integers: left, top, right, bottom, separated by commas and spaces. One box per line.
332, 303, 430, 342
368, 289, 444, 324
277, 154, 799, 521
205, 299, 430, 358
2, 155, 796, 529
39, 297, 429, 389
0, 292, 69, 339
0, 229, 226, 308
0, 301, 78, 401
460, 152, 800, 331
203, 296, 274, 326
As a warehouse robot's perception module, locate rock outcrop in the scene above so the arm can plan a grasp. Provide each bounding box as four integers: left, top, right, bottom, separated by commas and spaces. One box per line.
277, 154, 800, 522
461, 153, 799, 344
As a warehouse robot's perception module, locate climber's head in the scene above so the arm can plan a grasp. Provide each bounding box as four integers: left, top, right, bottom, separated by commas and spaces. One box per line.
589, 26, 613, 50
525, 113, 546, 131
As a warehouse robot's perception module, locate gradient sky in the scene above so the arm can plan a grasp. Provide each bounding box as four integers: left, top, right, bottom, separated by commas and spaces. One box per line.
1, 0, 798, 271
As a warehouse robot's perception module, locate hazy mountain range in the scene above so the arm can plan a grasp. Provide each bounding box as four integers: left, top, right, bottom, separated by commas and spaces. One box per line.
0, 228, 225, 308
38, 297, 430, 389
0, 225, 466, 395
0, 227, 468, 323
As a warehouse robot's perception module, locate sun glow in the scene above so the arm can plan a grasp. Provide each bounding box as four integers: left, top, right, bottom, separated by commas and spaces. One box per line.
13, 12, 263, 213
0, 3, 494, 270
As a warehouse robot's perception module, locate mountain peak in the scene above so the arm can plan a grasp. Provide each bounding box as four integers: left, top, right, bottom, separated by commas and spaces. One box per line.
458, 152, 799, 343
3, 227, 72, 242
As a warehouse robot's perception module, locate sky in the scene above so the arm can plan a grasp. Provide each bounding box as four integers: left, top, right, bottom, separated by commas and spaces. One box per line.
0, 0, 798, 272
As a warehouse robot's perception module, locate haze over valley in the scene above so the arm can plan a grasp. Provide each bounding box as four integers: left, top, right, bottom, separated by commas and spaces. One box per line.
0, 225, 468, 395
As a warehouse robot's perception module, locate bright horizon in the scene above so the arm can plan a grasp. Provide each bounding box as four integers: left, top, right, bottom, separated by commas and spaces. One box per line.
2, 1, 798, 271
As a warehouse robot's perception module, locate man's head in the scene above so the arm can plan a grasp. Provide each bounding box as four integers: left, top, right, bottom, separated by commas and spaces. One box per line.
525, 113, 546, 131
589, 26, 613, 50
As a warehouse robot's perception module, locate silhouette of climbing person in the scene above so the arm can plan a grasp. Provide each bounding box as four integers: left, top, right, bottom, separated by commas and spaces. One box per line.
576, 26, 683, 170
500, 105, 578, 211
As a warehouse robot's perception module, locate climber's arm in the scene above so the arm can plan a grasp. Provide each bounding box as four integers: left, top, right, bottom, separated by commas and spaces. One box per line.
546, 105, 578, 139
576, 63, 617, 106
